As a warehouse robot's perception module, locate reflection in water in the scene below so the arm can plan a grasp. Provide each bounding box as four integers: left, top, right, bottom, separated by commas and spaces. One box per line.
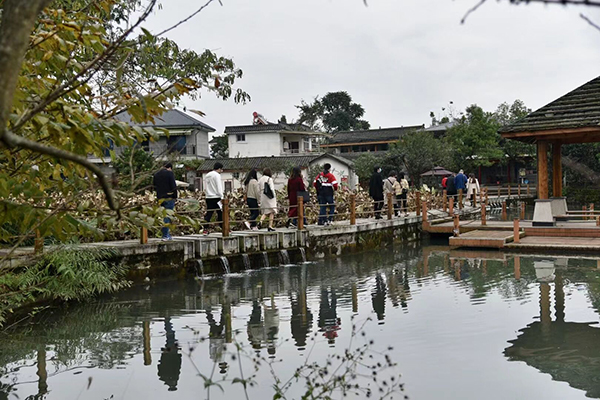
6, 248, 600, 399
372, 273, 387, 323
318, 288, 340, 345
157, 317, 182, 391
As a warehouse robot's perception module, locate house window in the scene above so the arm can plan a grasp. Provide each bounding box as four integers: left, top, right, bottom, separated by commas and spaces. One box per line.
224, 181, 233, 194
236, 134, 246, 142
167, 135, 187, 154
303, 137, 310, 152
289, 142, 300, 153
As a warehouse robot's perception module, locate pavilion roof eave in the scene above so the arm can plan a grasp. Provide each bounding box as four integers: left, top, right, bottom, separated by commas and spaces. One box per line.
501, 126, 600, 144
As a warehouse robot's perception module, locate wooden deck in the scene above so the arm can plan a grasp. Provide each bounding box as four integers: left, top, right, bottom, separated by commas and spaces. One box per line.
449, 229, 523, 249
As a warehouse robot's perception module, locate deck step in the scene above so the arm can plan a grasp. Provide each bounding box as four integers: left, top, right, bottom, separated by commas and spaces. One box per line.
449, 229, 524, 249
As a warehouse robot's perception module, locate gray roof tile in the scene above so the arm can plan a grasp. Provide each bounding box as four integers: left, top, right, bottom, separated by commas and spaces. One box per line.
224, 123, 313, 134
499, 76, 600, 134
326, 125, 424, 145
114, 109, 215, 132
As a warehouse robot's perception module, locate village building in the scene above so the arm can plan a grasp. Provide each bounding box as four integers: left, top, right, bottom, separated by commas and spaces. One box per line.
89, 109, 215, 174
197, 113, 357, 192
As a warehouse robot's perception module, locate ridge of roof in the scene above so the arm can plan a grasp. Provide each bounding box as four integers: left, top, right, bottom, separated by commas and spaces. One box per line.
114, 109, 216, 132
499, 75, 600, 134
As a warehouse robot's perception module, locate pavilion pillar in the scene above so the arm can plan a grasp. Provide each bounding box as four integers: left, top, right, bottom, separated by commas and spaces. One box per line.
552, 143, 562, 197
537, 141, 548, 200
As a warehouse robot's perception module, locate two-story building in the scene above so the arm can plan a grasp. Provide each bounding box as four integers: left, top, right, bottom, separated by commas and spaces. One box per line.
225, 122, 322, 157
198, 120, 357, 192
89, 109, 215, 174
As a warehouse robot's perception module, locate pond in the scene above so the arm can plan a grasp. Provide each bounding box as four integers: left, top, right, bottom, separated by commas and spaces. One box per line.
2, 242, 600, 400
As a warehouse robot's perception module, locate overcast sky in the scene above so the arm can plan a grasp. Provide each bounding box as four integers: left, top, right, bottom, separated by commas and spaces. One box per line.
144, 0, 600, 136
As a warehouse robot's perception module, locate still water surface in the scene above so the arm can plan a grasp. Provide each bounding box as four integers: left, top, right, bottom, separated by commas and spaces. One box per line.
2, 243, 600, 399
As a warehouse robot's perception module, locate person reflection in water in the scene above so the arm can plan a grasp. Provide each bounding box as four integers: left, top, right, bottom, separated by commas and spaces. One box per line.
290, 291, 313, 351
372, 273, 387, 323
206, 307, 228, 374
157, 317, 182, 392
247, 300, 264, 353
264, 296, 280, 357
318, 288, 340, 345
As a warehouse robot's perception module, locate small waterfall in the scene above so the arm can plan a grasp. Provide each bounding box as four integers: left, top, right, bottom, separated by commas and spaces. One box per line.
278, 249, 290, 265
299, 248, 307, 263
219, 256, 230, 274
262, 252, 270, 268
241, 254, 251, 270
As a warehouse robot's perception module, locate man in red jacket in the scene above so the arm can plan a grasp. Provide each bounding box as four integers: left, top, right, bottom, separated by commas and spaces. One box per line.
313, 163, 338, 226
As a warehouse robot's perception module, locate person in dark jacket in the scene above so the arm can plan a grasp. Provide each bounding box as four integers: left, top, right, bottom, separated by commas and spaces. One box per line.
313, 163, 338, 226
287, 166, 307, 227
153, 162, 177, 240
369, 166, 384, 219
446, 173, 457, 202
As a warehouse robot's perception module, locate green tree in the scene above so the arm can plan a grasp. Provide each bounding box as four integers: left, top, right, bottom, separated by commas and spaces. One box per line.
210, 135, 229, 158
0, 0, 248, 252
354, 153, 379, 187
387, 131, 449, 185
113, 145, 156, 192
495, 99, 534, 163
296, 91, 370, 133
445, 105, 503, 171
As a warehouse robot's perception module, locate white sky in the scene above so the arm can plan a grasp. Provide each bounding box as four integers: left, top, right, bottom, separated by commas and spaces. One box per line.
143, 0, 600, 135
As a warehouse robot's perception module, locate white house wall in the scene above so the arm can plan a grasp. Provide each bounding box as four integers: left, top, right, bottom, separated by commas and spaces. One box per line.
228, 132, 281, 157
194, 129, 210, 158
309, 155, 358, 190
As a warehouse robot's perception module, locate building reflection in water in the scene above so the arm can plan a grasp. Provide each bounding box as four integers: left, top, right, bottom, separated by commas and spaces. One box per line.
504, 258, 600, 399
372, 273, 387, 323
157, 317, 182, 391
318, 288, 340, 345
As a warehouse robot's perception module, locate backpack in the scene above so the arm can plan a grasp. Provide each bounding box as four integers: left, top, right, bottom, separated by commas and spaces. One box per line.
315, 173, 323, 195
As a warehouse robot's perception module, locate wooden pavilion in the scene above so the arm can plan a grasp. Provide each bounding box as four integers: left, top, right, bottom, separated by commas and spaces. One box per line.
499, 75, 600, 200
499, 76, 600, 225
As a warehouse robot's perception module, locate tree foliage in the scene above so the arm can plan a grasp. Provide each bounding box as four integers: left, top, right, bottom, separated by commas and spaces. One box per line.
494, 99, 534, 162
445, 104, 503, 171
0, 0, 248, 253
113, 145, 156, 191
354, 153, 379, 187
210, 135, 229, 158
296, 91, 370, 133
388, 131, 449, 185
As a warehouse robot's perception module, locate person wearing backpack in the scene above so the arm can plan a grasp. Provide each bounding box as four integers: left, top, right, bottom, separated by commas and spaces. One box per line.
258, 168, 277, 231
313, 163, 338, 226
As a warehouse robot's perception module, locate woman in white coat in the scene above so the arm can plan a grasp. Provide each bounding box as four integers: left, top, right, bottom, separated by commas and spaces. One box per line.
466, 173, 480, 207
258, 168, 277, 231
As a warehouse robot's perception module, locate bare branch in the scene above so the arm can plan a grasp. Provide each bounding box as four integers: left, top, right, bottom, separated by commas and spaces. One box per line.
155, 0, 218, 37
1, 129, 120, 212
462, 0, 486, 24
580, 13, 600, 31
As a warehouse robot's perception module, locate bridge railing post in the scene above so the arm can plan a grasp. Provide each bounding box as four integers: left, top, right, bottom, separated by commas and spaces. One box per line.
416, 194, 421, 217
223, 198, 230, 237
443, 190, 447, 212
387, 192, 394, 220
521, 202, 526, 220
350, 194, 356, 225
481, 204, 486, 226
514, 218, 520, 243
453, 214, 460, 237
458, 189, 463, 210
298, 196, 304, 230
140, 227, 148, 245
502, 200, 507, 221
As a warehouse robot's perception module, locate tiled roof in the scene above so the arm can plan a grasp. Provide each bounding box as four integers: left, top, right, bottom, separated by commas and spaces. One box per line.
499, 76, 600, 134
198, 153, 353, 172
423, 121, 456, 132
326, 125, 424, 145
332, 151, 388, 161
198, 155, 320, 172
224, 123, 313, 134
114, 109, 215, 132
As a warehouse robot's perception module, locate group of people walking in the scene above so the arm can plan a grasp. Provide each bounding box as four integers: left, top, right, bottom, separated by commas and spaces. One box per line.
153, 161, 480, 240
153, 162, 339, 239
368, 166, 410, 219
441, 169, 480, 207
